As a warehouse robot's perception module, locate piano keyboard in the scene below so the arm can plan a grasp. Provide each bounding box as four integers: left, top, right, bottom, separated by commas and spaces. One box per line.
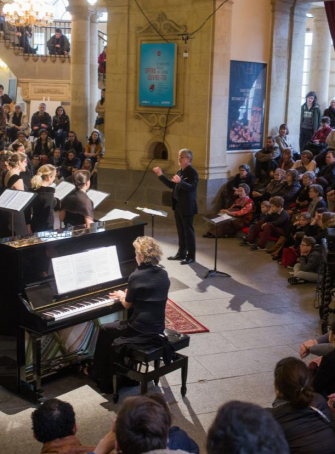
42, 292, 120, 321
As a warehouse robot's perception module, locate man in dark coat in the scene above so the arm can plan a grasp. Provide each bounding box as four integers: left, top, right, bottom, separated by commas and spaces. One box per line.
0, 84, 12, 105
30, 103, 52, 138
47, 28, 70, 55
153, 148, 198, 264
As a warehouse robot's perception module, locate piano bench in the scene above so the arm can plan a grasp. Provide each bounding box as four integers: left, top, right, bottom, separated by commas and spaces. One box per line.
112, 328, 190, 403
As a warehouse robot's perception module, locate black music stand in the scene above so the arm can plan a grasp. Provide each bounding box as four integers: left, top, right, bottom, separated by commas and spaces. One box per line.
0, 190, 36, 236
136, 207, 168, 238
202, 215, 231, 279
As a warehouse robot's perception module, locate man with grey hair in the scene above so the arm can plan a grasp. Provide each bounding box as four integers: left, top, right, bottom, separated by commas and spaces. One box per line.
30, 102, 52, 138
153, 148, 198, 265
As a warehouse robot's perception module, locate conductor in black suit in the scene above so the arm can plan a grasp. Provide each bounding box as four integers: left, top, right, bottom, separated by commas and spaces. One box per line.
153, 148, 198, 265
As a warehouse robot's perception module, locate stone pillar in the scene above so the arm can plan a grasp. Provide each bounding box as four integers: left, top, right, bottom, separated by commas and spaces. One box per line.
309, 7, 331, 111
68, 4, 91, 144
101, 0, 129, 170
268, 0, 310, 149
90, 13, 100, 132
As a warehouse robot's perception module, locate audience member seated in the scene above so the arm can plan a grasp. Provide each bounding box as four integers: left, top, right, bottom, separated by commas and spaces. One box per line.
269, 357, 335, 454
48, 148, 63, 167
0, 84, 12, 105
8, 131, 32, 155
300, 91, 322, 152
278, 212, 313, 264
0, 106, 6, 139
64, 131, 83, 156
292, 150, 316, 176
255, 136, 280, 182
316, 149, 335, 192
80, 131, 103, 165
277, 169, 301, 209
82, 158, 98, 189
7, 104, 30, 142
221, 164, 255, 208
47, 28, 70, 55
31, 103, 52, 138
241, 200, 270, 246
307, 210, 334, 244
252, 168, 286, 205
204, 184, 254, 238
30, 164, 57, 232
95, 89, 105, 140
207, 401, 289, 454
307, 184, 327, 217
323, 97, 335, 128
305, 116, 332, 156
294, 171, 314, 210
275, 123, 296, 157
277, 148, 295, 171
31, 154, 41, 174
288, 236, 321, 284
33, 129, 55, 162
61, 150, 81, 179
52, 106, 70, 148
31, 398, 95, 454
249, 196, 290, 251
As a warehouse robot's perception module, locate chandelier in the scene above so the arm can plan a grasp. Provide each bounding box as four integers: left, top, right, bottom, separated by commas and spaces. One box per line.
3, 0, 54, 27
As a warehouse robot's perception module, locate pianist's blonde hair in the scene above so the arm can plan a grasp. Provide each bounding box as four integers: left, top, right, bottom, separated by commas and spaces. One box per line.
133, 236, 162, 266
31, 164, 56, 189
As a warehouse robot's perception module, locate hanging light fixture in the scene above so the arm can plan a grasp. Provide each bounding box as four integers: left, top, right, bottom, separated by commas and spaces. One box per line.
3, 0, 54, 27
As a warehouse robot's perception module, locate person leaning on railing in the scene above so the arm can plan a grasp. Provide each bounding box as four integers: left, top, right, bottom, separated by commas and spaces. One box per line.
47, 28, 70, 56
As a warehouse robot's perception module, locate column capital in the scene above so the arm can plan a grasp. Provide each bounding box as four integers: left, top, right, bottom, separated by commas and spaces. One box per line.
271, 0, 311, 15
90, 12, 100, 23
67, 4, 91, 20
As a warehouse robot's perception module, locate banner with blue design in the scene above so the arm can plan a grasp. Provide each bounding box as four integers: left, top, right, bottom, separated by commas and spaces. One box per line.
227, 61, 267, 151
139, 43, 177, 107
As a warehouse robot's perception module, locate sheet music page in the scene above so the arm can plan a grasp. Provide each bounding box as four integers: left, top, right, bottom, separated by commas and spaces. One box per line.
100, 209, 139, 222
87, 189, 109, 209
52, 255, 77, 294
91, 246, 122, 283
217, 213, 232, 221
0, 190, 17, 208
136, 207, 168, 217
71, 251, 97, 288
55, 181, 75, 201
5, 191, 34, 211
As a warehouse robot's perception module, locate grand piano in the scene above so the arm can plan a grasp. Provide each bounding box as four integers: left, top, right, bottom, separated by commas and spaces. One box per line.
0, 219, 146, 402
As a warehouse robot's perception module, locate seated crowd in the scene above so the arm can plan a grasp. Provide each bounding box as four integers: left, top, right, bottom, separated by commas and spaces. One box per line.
204, 119, 335, 286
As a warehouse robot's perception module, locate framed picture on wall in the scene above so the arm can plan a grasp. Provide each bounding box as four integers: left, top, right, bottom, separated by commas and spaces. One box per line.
227, 61, 267, 151
8, 78, 17, 103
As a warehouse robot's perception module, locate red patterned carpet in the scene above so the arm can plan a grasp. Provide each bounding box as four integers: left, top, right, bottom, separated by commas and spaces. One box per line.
165, 299, 209, 334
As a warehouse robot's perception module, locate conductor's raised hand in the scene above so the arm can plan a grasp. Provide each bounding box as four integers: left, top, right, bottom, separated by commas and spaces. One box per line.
153, 167, 163, 177
172, 174, 181, 183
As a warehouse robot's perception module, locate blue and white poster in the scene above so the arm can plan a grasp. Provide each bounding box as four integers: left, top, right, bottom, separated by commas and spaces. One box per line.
139, 43, 177, 107
227, 61, 267, 151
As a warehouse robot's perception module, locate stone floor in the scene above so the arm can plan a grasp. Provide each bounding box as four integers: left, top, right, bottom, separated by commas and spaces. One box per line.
0, 216, 322, 453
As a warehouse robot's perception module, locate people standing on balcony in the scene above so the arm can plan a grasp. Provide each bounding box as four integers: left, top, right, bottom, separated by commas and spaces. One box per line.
52, 106, 70, 149
18, 26, 37, 54
47, 28, 70, 56
98, 46, 107, 79
31, 103, 52, 138
95, 89, 105, 141
33, 129, 55, 163
8, 104, 30, 142
0, 85, 12, 106
63, 131, 83, 156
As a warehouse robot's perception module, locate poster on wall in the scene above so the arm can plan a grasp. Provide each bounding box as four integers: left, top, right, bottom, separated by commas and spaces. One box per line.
139, 43, 177, 107
227, 61, 267, 151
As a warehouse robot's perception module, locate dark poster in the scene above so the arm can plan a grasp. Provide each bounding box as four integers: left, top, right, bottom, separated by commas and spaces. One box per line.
227, 61, 267, 151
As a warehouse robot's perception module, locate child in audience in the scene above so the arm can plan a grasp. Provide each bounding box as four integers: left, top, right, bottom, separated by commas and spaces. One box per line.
241, 200, 270, 245
288, 236, 321, 284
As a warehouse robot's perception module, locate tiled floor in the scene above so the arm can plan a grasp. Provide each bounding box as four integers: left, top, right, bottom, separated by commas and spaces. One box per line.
0, 217, 322, 453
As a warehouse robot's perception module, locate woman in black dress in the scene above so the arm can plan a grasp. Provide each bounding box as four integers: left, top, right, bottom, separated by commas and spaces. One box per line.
59, 170, 94, 228
30, 164, 57, 232
0, 152, 31, 237
91, 236, 171, 393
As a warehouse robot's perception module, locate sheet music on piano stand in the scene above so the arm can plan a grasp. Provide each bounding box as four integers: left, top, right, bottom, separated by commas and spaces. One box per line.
52, 245, 122, 295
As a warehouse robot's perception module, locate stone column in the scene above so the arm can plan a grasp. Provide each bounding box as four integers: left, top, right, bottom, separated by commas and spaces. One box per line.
267, 0, 310, 149
101, 0, 129, 170
90, 13, 100, 133
68, 4, 91, 144
309, 7, 331, 111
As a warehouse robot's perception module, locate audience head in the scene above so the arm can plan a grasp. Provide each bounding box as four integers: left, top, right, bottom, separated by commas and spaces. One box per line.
55, 28, 62, 38
38, 103, 47, 113
330, 97, 335, 109
31, 398, 76, 443
274, 357, 314, 409
68, 131, 77, 142
101, 88, 105, 103
0, 84, 4, 92
326, 150, 335, 164
308, 184, 323, 199
31, 164, 56, 189
269, 196, 284, 211
285, 169, 299, 184
3, 103, 10, 114
321, 116, 331, 126
207, 400, 289, 454
73, 170, 90, 191
115, 396, 170, 454
238, 164, 250, 177
89, 130, 101, 144
55, 106, 66, 116
14, 103, 22, 113
279, 124, 289, 136
67, 149, 76, 161
11, 143, 22, 152
300, 150, 313, 165
298, 212, 312, 225
17, 131, 26, 142
266, 136, 275, 147
305, 91, 317, 106
273, 168, 286, 181
82, 159, 92, 171
321, 212, 335, 229
31, 154, 41, 168
300, 236, 316, 254
282, 148, 293, 161
8, 152, 27, 171
148, 393, 172, 426
260, 200, 270, 213
54, 148, 61, 158
237, 183, 250, 196
39, 129, 48, 140
133, 236, 163, 266
302, 171, 315, 186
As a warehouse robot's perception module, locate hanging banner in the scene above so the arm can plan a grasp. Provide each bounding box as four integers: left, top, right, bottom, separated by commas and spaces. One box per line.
139, 43, 177, 107
227, 61, 267, 151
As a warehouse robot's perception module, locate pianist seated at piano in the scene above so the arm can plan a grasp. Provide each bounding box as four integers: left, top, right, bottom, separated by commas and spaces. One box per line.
59, 170, 94, 229
30, 164, 57, 232
89, 236, 170, 394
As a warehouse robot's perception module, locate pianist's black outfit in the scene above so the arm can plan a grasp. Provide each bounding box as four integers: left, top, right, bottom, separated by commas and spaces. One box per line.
62, 189, 93, 227
31, 186, 56, 232
92, 263, 170, 393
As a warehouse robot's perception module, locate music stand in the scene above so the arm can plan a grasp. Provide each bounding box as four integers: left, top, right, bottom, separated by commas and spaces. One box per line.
202, 215, 232, 279
136, 207, 168, 237
0, 190, 36, 236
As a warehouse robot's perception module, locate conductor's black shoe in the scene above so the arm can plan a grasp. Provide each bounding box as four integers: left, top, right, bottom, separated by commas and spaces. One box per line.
168, 253, 185, 260
180, 258, 195, 265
